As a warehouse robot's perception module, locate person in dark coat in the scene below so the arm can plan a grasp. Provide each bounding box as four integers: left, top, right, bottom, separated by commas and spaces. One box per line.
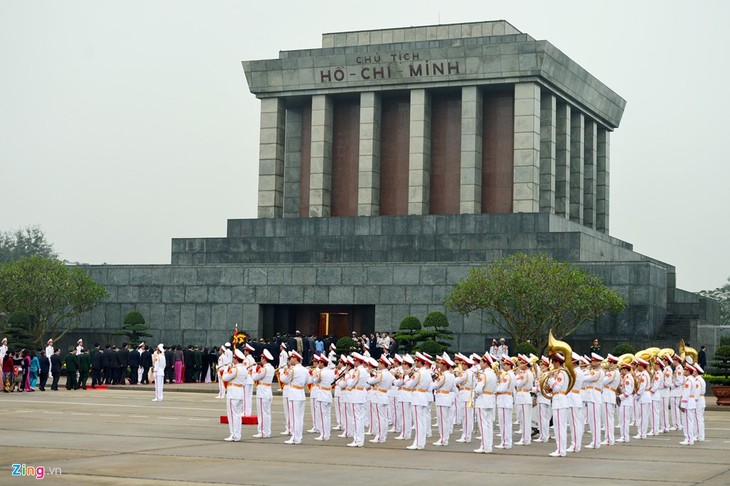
108, 346, 120, 384
127, 345, 140, 385
118, 343, 129, 385
37, 350, 50, 391
91, 346, 104, 388
164, 346, 174, 384
183, 345, 194, 382
102, 345, 111, 384
78, 348, 91, 389
65, 347, 79, 390
201, 348, 210, 382
207, 347, 217, 382
140, 345, 152, 384
50, 348, 62, 390
193, 346, 203, 382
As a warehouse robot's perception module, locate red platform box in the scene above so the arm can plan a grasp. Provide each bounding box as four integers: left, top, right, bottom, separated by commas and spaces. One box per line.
219, 415, 258, 424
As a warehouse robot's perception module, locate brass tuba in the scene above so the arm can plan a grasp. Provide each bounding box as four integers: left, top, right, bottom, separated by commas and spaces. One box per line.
678, 339, 698, 364
539, 330, 576, 399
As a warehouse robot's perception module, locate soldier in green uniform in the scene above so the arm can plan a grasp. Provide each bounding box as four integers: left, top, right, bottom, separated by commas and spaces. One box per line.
78, 348, 91, 389
65, 347, 79, 390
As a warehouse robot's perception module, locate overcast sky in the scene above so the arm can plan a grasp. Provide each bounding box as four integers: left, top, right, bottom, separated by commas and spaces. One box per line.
1, 1, 728, 293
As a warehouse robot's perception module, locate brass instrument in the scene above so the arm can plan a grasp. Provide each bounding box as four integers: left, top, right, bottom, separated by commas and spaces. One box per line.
467, 369, 479, 409
539, 330, 576, 399
678, 339, 698, 364
635, 347, 660, 370
616, 353, 639, 395
658, 348, 675, 362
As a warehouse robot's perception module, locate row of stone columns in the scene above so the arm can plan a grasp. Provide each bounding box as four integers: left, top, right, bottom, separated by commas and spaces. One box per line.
257, 82, 610, 233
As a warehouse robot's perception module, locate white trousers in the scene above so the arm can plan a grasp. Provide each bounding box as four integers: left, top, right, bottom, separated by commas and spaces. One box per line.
459, 402, 474, 441
475, 407, 494, 452
288, 399, 305, 443
552, 408, 568, 455
603, 402, 616, 444
586, 401, 601, 447
682, 407, 696, 443
619, 405, 632, 442
154, 375, 164, 400
352, 402, 366, 445
227, 398, 242, 439
436, 405, 453, 444
537, 402, 551, 441
671, 396, 682, 429
256, 396, 272, 437
316, 400, 332, 440
334, 396, 342, 428
412, 404, 428, 448
695, 407, 705, 441
399, 401, 412, 439
244, 383, 253, 416
515, 402, 532, 444
497, 406, 513, 448
372, 402, 388, 441
282, 396, 291, 433
569, 405, 584, 451
637, 402, 651, 438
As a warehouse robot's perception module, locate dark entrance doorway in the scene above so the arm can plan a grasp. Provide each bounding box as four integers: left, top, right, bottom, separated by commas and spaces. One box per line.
260, 304, 374, 339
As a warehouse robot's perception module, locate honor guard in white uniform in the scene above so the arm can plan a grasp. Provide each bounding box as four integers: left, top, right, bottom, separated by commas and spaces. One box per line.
649, 357, 664, 435
660, 357, 673, 433
693, 364, 706, 442
333, 356, 347, 431
278, 345, 291, 436
547, 353, 570, 457
567, 353, 586, 452
584, 353, 604, 449
634, 358, 652, 439
495, 355, 515, 449
346, 353, 369, 447
152, 343, 166, 401
454, 354, 476, 443
405, 353, 432, 450
514, 354, 534, 446
617, 361, 635, 443
242, 344, 256, 416
386, 356, 399, 432
45, 339, 54, 379
394, 355, 414, 441
367, 355, 394, 443
217, 343, 233, 399
314, 354, 335, 441
308, 355, 322, 435
281, 350, 307, 445
222, 349, 246, 441
337, 357, 355, 439
670, 354, 685, 431
473, 353, 497, 453
431, 354, 456, 446
601, 354, 620, 445
679, 360, 697, 445
76, 339, 84, 355
535, 356, 552, 443
251, 349, 275, 438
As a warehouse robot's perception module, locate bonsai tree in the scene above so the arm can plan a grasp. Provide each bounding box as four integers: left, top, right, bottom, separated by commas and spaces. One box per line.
394, 315, 421, 354
113, 310, 153, 347
335, 337, 359, 356
418, 338, 444, 356
709, 345, 730, 384
613, 343, 636, 356
514, 341, 538, 357
418, 311, 453, 352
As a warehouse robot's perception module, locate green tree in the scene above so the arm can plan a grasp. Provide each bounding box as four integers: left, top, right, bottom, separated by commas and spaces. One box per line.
0, 310, 35, 351
444, 252, 626, 351
113, 310, 153, 346
417, 311, 453, 352
335, 336, 359, 356
0, 226, 57, 263
699, 277, 730, 326
0, 256, 108, 347
394, 315, 421, 354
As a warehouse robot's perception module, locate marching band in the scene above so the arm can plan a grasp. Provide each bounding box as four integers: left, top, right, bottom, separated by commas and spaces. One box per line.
218, 337, 707, 456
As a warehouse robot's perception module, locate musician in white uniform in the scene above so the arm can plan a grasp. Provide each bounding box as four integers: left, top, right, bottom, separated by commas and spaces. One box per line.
281, 350, 307, 445
693, 364, 706, 442
670, 354, 685, 431
473, 353, 497, 453
366, 355, 393, 443
314, 354, 335, 441
251, 349, 275, 438
431, 354, 456, 446
454, 354, 476, 443
633, 357, 652, 440
583, 353, 604, 449
513, 354, 534, 446
216, 343, 232, 399
242, 344, 256, 416
345, 353, 369, 447
679, 361, 697, 445
616, 361, 635, 443
548, 352, 570, 457
601, 354, 620, 445
535, 356, 552, 443
405, 353, 432, 450
222, 349, 246, 441
495, 355, 515, 450
567, 353, 586, 452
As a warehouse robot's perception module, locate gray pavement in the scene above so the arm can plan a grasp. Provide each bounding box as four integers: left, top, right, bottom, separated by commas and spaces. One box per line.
1, 384, 729, 485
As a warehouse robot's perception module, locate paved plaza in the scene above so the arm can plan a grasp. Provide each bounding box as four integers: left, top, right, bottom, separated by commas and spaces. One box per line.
1, 385, 729, 485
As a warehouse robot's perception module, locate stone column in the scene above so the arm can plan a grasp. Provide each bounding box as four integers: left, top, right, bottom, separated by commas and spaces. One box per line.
555, 102, 571, 218
283, 107, 303, 218
257, 98, 285, 218
539, 91, 556, 213
358, 92, 381, 216
309, 95, 333, 218
460, 86, 483, 214
569, 109, 584, 224
596, 128, 610, 233
583, 119, 597, 229
513, 82, 541, 213
408, 89, 431, 215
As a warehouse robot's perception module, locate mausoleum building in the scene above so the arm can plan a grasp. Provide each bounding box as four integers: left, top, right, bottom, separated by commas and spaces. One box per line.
77, 21, 719, 353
